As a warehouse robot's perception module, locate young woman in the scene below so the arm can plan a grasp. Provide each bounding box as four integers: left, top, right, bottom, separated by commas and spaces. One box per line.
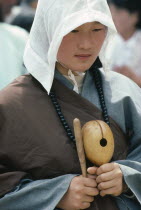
0, 0, 141, 209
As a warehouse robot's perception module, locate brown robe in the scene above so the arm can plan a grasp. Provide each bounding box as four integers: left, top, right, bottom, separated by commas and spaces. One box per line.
0, 74, 128, 209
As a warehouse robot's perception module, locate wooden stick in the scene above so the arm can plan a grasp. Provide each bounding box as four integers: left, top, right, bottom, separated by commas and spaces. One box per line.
73, 118, 87, 177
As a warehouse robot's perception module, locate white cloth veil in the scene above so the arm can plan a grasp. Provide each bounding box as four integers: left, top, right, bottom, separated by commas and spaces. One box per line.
24, 0, 117, 93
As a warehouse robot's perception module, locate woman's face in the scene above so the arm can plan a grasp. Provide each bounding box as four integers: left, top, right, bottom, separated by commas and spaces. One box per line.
57, 22, 107, 74
109, 4, 139, 39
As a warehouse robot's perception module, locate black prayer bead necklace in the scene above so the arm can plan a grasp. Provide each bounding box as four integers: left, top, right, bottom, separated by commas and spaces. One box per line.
49, 68, 110, 143
93, 68, 110, 126
49, 91, 76, 143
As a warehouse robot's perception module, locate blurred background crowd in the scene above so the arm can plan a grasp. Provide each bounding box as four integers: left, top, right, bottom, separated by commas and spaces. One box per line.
0, 0, 38, 31
0, 0, 141, 90
0, 0, 38, 89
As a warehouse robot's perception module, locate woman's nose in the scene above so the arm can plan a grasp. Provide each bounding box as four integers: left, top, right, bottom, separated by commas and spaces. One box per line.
78, 34, 93, 50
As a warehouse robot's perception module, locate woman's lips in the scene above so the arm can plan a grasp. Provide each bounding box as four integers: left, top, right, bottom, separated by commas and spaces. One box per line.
75, 54, 92, 60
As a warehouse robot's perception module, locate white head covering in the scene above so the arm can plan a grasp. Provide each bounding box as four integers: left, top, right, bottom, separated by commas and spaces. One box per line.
24, 0, 116, 93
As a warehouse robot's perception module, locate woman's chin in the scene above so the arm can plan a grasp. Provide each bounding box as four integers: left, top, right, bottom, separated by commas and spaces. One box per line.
71, 64, 93, 73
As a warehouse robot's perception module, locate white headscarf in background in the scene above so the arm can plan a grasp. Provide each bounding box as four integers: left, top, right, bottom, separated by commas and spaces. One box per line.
24, 0, 116, 93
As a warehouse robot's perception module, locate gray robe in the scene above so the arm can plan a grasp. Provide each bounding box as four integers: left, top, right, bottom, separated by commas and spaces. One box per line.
0, 69, 141, 210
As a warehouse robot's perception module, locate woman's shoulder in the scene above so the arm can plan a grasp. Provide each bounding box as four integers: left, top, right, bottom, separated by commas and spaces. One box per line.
101, 70, 141, 100
0, 74, 45, 105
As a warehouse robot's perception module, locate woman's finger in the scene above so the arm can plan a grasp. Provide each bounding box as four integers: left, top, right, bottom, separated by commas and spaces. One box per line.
98, 179, 117, 190
83, 177, 97, 188
96, 163, 115, 175
87, 167, 98, 175
80, 202, 91, 209
87, 174, 97, 179
96, 167, 122, 183
85, 186, 99, 196
83, 195, 94, 203
100, 186, 122, 197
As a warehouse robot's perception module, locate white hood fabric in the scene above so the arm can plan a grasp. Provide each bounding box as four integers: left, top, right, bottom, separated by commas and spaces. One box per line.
24, 0, 117, 93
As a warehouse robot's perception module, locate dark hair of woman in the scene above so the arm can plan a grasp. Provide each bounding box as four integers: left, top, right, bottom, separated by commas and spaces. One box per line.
108, 0, 141, 29
0, 5, 4, 22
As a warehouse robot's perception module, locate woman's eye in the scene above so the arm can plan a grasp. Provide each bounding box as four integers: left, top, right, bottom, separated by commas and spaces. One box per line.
92, 28, 103, 32
71, 30, 79, 33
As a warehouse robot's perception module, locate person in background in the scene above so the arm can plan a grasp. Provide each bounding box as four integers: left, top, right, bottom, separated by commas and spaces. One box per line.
0, 1, 28, 90
7, 0, 38, 32
107, 0, 141, 87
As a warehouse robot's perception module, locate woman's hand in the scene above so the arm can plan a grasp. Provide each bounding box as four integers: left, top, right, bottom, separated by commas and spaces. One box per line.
88, 163, 123, 197
57, 170, 99, 209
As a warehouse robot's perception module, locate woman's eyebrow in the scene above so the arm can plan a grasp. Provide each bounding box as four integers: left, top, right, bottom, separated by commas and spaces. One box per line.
93, 21, 103, 25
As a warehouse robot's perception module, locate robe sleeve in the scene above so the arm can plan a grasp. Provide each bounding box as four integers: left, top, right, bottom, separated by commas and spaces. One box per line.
0, 174, 76, 210
0, 101, 29, 197
0, 169, 28, 197
116, 88, 141, 205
